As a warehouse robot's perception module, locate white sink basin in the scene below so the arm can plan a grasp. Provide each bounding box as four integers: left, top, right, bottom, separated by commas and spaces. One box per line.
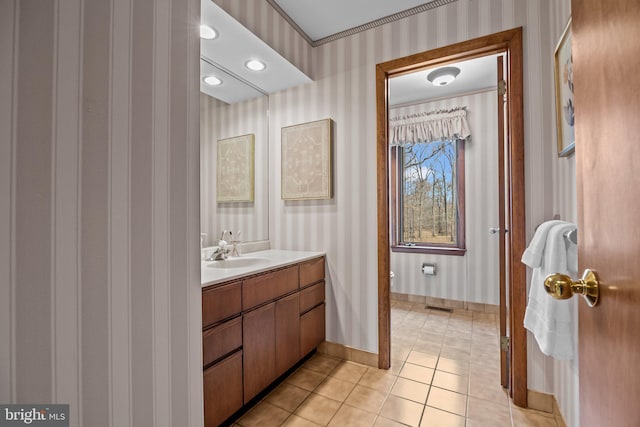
206, 257, 270, 269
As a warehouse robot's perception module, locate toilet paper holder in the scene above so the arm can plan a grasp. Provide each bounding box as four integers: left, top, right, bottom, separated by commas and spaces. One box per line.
422, 263, 436, 275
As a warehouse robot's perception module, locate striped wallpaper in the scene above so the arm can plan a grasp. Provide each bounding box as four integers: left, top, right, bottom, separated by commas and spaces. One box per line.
200, 93, 270, 244
389, 90, 500, 306
1, 1, 202, 426
0, 0, 579, 425
224, 0, 579, 425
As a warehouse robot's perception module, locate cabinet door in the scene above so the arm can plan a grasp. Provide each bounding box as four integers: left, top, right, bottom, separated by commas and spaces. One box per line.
204, 350, 243, 427
243, 303, 275, 403
275, 293, 301, 377
300, 303, 325, 356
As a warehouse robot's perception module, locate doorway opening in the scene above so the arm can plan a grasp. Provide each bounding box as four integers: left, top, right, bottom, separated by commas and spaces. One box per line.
375, 28, 528, 407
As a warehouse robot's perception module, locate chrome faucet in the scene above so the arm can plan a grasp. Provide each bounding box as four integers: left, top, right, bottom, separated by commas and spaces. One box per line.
205, 230, 230, 261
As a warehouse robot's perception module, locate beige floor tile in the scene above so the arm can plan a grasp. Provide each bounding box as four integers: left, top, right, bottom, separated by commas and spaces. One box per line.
282, 415, 322, 427
406, 351, 438, 369
314, 376, 356, 402
330, 361, 369, 383
295, 393, 341, 426
466, 419, 509, 427
431, 370, 468, 394
418, 331, 445, 344
379, 395, 425, 427
469, 362, 501, 380
328, 404, 377, 427
238, 401, 290, 427
439, 346, 471, 361
286, 368, 327, 391
373, 416, 407, 426
303, 354, 342, 375
468, 374, 509, 405
391, 345, 412, 362
466, 396, 511, 425
443, 336, 472, 350
426, 387, 467, 417
411, 341, 442, 357
388, 360, 405, 376
511, 405, 557, 427
358, 368, 398, 393
399, 363, 434, 385
420, 406, 465, 427
390, 377, 430, 404
435, 357, 469, 376
265, 383, 311, 412
345, 384, 388, 414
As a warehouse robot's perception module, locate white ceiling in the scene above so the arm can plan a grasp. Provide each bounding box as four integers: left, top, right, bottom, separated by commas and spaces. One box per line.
200, 0, 312, 104
272, 0, 437, 41
389, 54, 501, 107
201, 0, 490, 105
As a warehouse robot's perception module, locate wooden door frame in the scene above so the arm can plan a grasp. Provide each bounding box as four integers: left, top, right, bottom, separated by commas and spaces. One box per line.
375, 27, 528, 407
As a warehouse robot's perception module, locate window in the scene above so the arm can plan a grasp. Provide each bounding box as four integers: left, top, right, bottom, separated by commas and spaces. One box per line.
391, 138, 466, 255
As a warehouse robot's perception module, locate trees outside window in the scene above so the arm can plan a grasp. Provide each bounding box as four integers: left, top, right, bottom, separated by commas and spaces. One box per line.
391, 139, 465, 255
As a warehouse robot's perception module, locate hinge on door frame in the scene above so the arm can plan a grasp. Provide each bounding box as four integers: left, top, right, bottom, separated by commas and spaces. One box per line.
498, 79, 507, 99
500, 335, 510, 352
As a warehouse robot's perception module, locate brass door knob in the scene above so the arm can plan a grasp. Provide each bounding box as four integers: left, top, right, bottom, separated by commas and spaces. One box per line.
544, 269, 599, 307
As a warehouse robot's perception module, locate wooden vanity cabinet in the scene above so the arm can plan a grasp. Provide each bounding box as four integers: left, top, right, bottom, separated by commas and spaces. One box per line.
242, 303, 276, 403
275, 293, 301, 377
299, 258, 326, 357
203, 256, 325, 426
203, 350, 243, 427
300, 303, 326, 356
202, 281, 243, 427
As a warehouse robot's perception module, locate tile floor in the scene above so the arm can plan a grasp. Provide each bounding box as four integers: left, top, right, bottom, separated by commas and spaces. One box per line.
234, 300, 558, 427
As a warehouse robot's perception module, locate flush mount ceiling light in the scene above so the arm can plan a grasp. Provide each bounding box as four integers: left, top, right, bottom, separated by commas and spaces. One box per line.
203, 75, 222, 86
245, 59, 266, 71
200, 25, 218, 40
427, 66, 461, 86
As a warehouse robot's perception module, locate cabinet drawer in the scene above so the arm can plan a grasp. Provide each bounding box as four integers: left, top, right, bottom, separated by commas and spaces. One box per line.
243, 265, 298, 310
300, 303, 325, 356
203, 317, 242, 367
202, 281, 241, 329
204, 350, 243, 427
299, 281, 325, 314
300, 257, 325, 287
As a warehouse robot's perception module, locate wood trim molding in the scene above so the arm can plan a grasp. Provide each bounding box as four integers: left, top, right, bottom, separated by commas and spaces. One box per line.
375, 27, 527, 407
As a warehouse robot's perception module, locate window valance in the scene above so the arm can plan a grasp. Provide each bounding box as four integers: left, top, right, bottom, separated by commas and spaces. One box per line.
389, 106, 471, 146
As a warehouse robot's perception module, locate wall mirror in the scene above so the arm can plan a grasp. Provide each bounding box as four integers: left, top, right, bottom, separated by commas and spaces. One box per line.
199, 0, 311, 246
200, 85, 269, 245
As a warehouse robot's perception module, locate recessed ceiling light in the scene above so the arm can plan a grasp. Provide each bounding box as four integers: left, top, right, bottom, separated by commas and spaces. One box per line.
427, 66, 461, 86
245, 59, 266, 71
200, 25, 217, 40
203, 76, 222, 86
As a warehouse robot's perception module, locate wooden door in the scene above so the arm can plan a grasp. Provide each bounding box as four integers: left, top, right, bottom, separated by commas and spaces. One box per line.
243, 303, 275, 403
572, 1, 640, 425
496, 55, 509, 390
275, 293, 300, 377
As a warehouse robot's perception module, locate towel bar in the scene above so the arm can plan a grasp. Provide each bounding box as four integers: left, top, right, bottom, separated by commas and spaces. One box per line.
564, 229, 577, 245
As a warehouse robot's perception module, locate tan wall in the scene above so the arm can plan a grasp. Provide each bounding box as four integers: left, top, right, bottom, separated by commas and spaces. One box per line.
0, 0, 202, 426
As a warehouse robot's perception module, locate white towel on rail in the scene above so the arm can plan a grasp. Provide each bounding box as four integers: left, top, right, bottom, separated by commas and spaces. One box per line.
522, 221, 578, 360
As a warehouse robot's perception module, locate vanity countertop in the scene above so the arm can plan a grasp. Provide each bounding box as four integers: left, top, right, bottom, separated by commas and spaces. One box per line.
201, 249, 325, 287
